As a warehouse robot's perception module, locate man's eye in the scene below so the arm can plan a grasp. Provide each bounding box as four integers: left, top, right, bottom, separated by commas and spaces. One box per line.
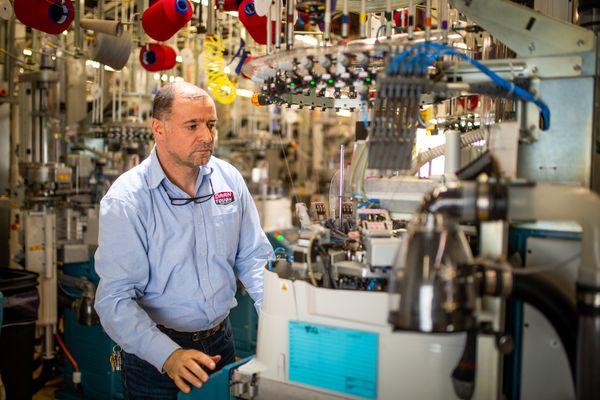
187, 125, 197, 130
207, 123, 215, 130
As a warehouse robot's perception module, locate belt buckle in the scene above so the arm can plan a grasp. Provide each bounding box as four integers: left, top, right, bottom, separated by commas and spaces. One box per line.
192, 331, 202, 342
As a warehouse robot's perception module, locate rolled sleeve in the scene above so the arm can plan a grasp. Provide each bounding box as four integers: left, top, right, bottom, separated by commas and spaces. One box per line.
233, 177, 273, 311
94, 197, 180, 372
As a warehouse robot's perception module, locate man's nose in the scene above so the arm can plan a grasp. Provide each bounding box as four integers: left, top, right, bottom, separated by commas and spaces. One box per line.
195, 125, 213, 141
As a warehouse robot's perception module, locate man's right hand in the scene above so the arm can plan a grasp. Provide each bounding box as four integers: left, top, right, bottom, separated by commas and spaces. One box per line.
163, 349, 222, 393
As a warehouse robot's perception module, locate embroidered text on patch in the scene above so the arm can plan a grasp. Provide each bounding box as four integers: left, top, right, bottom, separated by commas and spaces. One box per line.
214, 191, 235, 205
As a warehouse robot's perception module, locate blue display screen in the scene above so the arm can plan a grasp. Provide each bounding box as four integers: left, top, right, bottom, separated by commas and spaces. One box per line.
288, 321, 378, 399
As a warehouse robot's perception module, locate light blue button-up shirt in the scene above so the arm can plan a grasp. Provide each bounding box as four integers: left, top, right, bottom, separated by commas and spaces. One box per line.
94, 147, 272, 372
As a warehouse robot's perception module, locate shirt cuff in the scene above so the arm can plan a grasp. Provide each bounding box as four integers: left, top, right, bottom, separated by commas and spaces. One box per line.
144, 332, 181, 373
254, 299, 262, 315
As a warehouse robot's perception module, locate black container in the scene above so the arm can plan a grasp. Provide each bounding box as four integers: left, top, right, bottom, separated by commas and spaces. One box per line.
0, 268, 39, 400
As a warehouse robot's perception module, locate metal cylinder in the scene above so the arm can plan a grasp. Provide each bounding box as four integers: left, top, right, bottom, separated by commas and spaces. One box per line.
390, 212, 476, 332
359, 0, 366, 38
324, 0, 332, 42
275, 0, 282, 48
576, 285, 600, 399
285, 0, 295, 49
338, 144, 345, 230
266, 5, 272, 53
44, 325, 55, 359
444, 130, 460, 175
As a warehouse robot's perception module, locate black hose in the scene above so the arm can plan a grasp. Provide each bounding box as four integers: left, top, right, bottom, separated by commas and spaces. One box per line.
456, 151, 500, 181
509, 274, 577, 383
316, 244, 337, 289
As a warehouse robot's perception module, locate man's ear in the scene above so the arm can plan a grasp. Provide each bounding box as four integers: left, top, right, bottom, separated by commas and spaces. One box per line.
151, 118, 164, 140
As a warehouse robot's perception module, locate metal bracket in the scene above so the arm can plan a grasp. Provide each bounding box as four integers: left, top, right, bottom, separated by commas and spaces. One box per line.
230, 370, 259, 399
281, 92, 363, 110
448, 0, 595, 57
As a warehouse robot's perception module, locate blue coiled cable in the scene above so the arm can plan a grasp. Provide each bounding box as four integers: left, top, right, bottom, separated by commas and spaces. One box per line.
387, 42, 550, 130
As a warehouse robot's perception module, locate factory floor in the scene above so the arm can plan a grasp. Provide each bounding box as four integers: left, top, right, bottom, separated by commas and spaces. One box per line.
33, 385, 58, 400
0, 377, 62, 400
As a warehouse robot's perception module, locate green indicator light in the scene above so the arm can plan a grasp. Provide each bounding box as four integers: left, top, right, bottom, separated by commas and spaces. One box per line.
290, 82, 296, 87
327, 79, 334, 85
310, 80, 315, 86
365, 77, 372, 83
276, 234, 285, 241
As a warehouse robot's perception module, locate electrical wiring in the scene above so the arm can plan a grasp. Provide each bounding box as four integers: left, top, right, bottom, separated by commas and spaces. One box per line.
416, 110, 433, 129
348, 142, 368, 198
55, 332, 80, 372
388, 42, 551, 130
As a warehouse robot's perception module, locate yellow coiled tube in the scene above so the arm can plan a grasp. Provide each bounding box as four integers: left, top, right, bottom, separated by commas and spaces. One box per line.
201, 34, 237, 104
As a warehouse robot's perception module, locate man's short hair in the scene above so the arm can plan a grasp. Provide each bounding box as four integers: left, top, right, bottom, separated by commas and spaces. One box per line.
152, 84, 177, 121
152, 83, 210, 120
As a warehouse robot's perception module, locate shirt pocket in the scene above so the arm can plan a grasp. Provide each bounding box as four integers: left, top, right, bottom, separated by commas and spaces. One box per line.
213, 205, 241, 257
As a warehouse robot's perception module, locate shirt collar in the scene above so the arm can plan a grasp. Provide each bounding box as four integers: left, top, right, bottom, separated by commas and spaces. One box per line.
147, 146, 214, 190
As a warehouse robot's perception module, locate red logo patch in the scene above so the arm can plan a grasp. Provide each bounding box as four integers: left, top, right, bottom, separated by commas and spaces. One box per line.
214, 191, 235, 205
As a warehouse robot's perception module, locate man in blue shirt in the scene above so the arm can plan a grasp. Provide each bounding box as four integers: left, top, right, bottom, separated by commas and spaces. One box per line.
94, 82, 272, 398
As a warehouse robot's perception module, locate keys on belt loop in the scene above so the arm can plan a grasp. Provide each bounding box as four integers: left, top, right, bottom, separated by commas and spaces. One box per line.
192, 332, 202, 342
109, 345, 122, 372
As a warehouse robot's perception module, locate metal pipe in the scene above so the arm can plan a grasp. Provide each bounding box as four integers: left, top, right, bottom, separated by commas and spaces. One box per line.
267, 5, 272, 53
275, 0, 282, 48
74, 0, 84, 52
338, 144, 345, 230
39, 86, 48, 164
112, 81, 116, 121
76, 142, 110, 159
400, 6, 406, 33
342, 0, 349, 39
100, 69, 105, 124
408, 0, 415, 40
286, 0, 295, 49
8, 14, 21, 192
425, 0, 432, 40
207, 0, 215, 35
0, 21, 6, 82
324, 0, 332, 43
136, 0, 147, 44
444, 130, 460, 175
359, 0, 367, 38
118, 67, 123, 121
439, 0, 449, 43
44, 325, 54, 359
385, 0, 392, 39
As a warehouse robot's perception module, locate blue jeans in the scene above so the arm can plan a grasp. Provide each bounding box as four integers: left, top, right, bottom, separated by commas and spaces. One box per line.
121, 318, 236, 400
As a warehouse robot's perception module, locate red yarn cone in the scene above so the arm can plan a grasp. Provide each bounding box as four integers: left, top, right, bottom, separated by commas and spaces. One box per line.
142, 0, 193, 41
139, 44, 177, 71
238, 0, 278, 45
14, 0, 74, 35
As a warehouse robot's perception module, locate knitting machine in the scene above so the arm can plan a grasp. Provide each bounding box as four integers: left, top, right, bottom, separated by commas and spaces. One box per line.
177, 1, 600, 400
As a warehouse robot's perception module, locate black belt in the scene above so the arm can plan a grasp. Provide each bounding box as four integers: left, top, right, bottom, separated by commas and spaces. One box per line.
158, 320, 224, 342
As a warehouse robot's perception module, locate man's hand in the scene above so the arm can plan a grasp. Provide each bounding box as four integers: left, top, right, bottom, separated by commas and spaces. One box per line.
163, 349, 221, 393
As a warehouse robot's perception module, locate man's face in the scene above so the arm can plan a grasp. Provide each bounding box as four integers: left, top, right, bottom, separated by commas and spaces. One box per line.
154, 94, 218, 168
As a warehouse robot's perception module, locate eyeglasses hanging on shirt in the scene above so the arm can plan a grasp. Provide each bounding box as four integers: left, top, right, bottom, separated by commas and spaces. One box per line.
161, 178, 215, 206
